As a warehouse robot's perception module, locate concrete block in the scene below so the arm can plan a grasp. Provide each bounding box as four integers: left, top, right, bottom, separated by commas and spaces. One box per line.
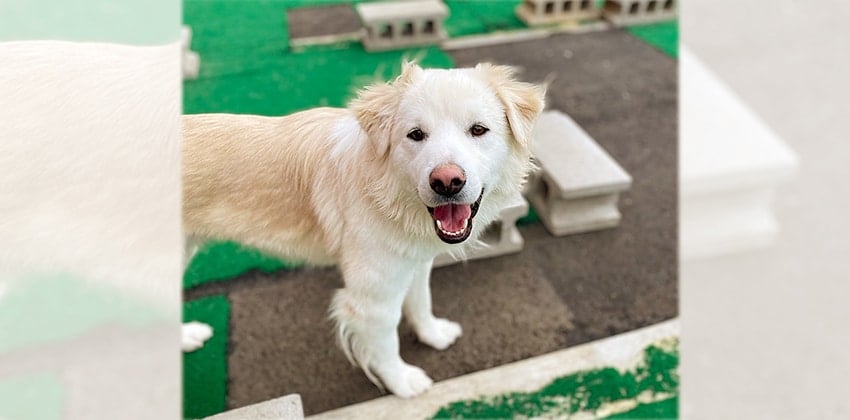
356, 0, 448, 51
205, 394, 304, 420
434, 192, 529, 267
516, 0, 602, 26
602, 0, 677, 26
526, 110, 632, 236
680, 47, 797, 260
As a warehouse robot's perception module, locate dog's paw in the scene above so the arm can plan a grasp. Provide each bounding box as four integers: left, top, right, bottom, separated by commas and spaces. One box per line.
416, 318, 462, 351
181, 321, 213, 352
380, 363, 433, 398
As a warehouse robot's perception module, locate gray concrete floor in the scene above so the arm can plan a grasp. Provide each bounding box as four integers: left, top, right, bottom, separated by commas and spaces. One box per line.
682, 1, 850, 418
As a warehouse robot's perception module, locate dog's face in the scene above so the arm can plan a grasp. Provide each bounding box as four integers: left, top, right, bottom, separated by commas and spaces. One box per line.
352, 63, 545, 245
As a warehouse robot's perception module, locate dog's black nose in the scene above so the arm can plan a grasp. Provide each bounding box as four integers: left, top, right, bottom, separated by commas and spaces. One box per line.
430, 164, 466, 196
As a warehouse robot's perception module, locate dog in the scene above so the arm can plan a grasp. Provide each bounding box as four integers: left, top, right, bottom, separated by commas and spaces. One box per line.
181, 62, 545, 397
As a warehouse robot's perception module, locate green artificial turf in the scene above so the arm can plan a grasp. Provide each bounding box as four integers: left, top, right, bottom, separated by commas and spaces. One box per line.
517, 206, 540, 225
184, 241, 303, 289
431, 338, 679, 419
443, 0, 527, 37
183, 295, 231, 419
627, 20, 679, 58
183, 0, 455, 115
185, 43, 453, 115
604, 396, 678, 419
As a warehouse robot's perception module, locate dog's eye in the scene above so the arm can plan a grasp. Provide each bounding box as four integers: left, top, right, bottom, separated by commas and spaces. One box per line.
407, 128, 425, 142
470, 124, 489, 137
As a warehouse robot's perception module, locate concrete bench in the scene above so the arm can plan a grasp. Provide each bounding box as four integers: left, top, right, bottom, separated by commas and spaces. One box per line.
434, 192, 529, 267
526, 110, 632, 236
602, 0, 677, 26
355, 0, 448, 51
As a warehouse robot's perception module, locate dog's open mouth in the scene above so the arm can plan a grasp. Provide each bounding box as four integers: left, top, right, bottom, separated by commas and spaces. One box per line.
426, 189, 483, 244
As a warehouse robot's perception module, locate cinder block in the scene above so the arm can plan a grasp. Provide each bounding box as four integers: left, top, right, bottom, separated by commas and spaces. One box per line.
516, 0, 602, 26
204, 394, 303, 420
434, 192, 528, 267
526, 110, 631, 236
602, 0, 677, 26
356, 0, 448, 52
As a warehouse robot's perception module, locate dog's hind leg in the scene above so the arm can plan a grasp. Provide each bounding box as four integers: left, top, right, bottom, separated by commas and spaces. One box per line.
403, 259, 462, 351
330, 252, 433, 398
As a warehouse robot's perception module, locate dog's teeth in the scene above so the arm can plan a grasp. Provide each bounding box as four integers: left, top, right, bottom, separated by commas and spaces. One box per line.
436, 218, 470, 237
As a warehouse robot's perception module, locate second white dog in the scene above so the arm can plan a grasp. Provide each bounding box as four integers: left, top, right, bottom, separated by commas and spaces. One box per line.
182, 62, 545, 397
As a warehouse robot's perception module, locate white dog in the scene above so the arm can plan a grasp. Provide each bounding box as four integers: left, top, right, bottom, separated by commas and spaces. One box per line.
182, 62, 545, 397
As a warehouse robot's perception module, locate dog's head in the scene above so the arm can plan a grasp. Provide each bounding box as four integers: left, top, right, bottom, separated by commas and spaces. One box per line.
350, 62, 545, 245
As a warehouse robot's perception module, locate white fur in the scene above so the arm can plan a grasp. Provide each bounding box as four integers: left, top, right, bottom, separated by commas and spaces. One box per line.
182, 63, 544, 397
181, 321, 214, 352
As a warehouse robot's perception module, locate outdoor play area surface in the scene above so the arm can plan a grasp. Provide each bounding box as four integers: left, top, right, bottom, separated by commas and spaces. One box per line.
182, 1, 678, 418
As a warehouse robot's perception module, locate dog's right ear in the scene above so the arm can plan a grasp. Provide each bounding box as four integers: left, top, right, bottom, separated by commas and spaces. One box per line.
350, 62, 422, 158
350, 82, 398, 158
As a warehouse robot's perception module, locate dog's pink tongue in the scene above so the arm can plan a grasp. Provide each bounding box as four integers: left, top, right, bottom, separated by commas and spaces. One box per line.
433, 203, 472, 232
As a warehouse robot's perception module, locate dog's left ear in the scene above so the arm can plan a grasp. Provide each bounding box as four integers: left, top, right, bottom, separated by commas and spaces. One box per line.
476, 63, 546, 148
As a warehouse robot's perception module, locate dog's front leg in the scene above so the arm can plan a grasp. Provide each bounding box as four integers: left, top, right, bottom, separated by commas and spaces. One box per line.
403, 259, 462, 350
331, 253, 433, 398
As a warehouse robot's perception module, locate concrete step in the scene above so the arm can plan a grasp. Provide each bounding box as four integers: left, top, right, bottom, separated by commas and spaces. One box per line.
680, 47, 798, 260
526, 110, 632, 236
204, 394, 303, 420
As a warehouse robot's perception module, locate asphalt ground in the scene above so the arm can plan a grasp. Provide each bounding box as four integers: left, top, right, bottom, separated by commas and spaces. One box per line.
286, 4, 361, 40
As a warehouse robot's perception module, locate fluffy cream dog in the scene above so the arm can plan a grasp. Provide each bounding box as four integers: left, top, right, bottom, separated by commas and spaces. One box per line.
182, 62, 545, 397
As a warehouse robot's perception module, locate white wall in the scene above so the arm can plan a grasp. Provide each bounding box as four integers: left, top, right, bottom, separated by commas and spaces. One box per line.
0, 1, 182, 418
